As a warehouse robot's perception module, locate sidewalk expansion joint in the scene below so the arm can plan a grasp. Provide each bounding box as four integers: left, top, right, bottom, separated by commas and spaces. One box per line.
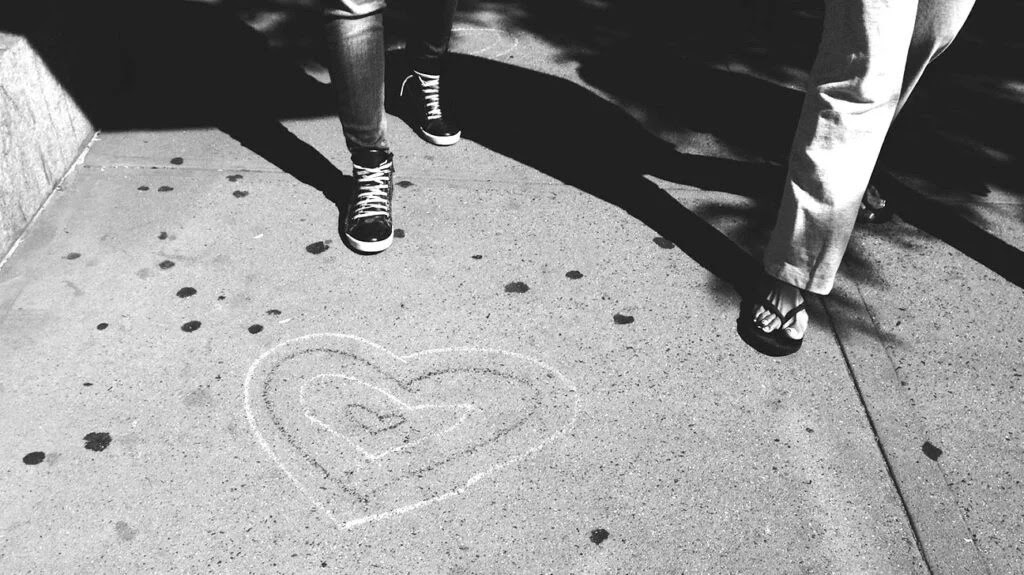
823, 292, 934, 574
823, 280, 992, 575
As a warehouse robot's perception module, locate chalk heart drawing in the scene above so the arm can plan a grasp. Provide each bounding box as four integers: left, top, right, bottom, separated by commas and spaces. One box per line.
244, 334, 578, 530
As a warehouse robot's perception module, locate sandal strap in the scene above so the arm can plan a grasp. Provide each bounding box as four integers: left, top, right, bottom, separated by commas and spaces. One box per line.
779, 302, 807, 330
756, 298, 807, 331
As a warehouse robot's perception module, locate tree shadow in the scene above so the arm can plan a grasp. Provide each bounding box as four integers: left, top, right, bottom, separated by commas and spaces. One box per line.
3, 0, 1020, 330
479, 0, 1024, 292
387, 51, 795, 299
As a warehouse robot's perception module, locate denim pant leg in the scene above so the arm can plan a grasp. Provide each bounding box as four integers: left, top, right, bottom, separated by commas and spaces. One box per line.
405, 0, 459, 75
764, 0, 974, 295
322, 2, 388, 155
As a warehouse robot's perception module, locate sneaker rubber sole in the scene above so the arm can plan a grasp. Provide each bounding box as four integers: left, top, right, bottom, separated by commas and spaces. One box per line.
345, 232, 394, 254
417, 127, 461, 146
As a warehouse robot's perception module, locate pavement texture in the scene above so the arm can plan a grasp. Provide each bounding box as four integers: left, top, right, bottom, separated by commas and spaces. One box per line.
2, 2, 1023, 573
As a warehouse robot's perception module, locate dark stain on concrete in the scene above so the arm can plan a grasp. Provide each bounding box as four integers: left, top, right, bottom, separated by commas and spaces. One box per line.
565, 270, 583, 279
228, 174, 244, 182
158, 231, 169, 240
613, 313, 634, 325
394, 229, 406, 238
83, 432, 112, 452
170, 157, 184, 165
159, 260, 175, 270
136, 268, 154, 279
177, 287, 197, 298
505, 282, 529, 293
232, 190, 249, 198
83, 382, 94, 387
249, 324, 264, 334
218, 295, 227, 301
922, 441, 943, 461
306, 241, 329, 255
157, 186, 174, 192
115, 521, 138, 541
22, 452, 45, 465
472, 255, 483, 260
589, 528, 610, 545
396, 180, 414, 188
181, 320, 202, 332
64, 252, 81, 260
97, 322, 109, 330
653, 237, 675, 249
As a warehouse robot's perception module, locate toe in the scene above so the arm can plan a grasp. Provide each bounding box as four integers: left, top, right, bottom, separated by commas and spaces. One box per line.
753, 307, 769, 325
760, 315, 782, 333
782, 307, 809, 340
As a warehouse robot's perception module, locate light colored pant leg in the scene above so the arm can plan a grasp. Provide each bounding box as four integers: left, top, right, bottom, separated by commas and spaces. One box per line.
765, 0, 918, 294
765, 0, 977, 295
896, 0, 977, 116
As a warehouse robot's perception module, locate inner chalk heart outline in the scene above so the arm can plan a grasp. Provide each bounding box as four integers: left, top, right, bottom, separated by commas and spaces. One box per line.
299, 374, 475, 462
244, 334, 579, 530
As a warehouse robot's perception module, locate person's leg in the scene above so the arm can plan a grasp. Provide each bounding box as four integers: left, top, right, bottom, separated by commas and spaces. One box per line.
764, 0, 918, 293
322, 10, 388, 157
321, 1, 396, 253
405, 0, 459, 76
753, 0, 919, 342
858, 0, 976, 224
895, 0, 977, 116
400, 0, 461, 145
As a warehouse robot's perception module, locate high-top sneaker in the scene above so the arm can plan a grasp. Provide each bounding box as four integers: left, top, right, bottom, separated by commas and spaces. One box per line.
400, 70, 461, 146
344, 150, 394, 254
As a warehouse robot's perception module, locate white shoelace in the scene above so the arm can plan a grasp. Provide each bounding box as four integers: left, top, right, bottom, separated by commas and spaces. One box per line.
402, 72, 443, 120
351, 160, 392, 219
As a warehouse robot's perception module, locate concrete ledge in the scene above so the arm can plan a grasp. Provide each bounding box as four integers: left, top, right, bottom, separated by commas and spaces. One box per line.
0, 32, 93, 260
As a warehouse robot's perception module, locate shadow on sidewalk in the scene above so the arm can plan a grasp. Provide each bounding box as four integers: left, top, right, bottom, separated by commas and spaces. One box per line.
485, 0, 1024, 294
3, 0, 1021, 313
395, 52, 785, 297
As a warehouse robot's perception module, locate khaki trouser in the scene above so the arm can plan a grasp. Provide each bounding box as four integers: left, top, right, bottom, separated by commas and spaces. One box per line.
764, 0, 976, 295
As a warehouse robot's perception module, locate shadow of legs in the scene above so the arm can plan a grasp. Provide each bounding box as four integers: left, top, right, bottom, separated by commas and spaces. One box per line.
878, 172, 1024, 289
220, 116, 351, 206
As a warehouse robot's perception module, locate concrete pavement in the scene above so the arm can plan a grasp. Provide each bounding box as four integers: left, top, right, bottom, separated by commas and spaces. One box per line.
2, 5, 1023, 574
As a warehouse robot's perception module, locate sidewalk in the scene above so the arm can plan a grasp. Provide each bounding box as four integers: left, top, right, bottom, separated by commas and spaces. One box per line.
2, 5, 1022, 574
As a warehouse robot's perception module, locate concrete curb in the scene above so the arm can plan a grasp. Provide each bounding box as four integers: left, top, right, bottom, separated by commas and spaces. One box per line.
0, 32, 94, 261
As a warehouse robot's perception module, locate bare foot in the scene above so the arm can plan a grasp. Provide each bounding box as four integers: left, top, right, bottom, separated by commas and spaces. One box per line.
753, 278, 807, 340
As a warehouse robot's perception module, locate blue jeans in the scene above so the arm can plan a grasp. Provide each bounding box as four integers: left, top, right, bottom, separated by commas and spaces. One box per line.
322, 0, 459, 156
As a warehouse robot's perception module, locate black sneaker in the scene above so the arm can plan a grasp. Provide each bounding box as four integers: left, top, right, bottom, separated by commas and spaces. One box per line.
400, 70, 461, 146
344, 150, 394, 254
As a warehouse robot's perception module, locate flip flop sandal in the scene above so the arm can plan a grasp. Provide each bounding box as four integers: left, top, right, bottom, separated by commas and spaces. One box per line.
737, 296, 807, 357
